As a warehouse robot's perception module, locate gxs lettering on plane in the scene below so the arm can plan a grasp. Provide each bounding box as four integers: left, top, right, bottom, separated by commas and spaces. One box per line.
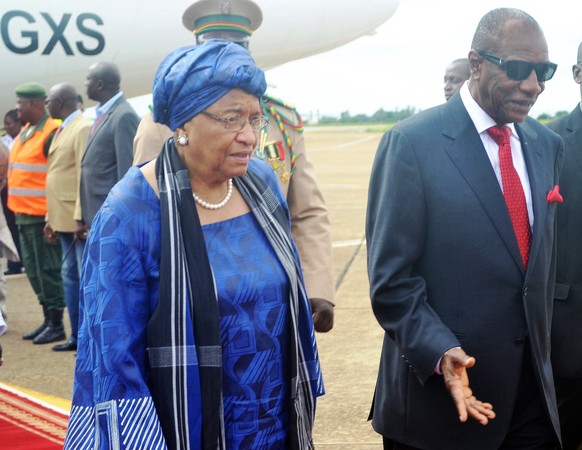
1, 10, 105, 56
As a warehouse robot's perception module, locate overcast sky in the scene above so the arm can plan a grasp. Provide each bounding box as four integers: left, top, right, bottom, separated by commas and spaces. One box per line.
265, 0, 581, 120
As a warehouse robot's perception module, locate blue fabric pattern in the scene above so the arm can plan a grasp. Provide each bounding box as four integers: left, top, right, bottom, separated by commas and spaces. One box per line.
64, 159, 322, 449
64, 167, 165, 450
204, 212, 289, 448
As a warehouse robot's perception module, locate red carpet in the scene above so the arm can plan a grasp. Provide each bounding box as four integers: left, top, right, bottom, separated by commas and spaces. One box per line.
0, 383, 68, 449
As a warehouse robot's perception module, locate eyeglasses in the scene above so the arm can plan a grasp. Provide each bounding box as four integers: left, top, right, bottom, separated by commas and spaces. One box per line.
200, 111, 269, 132
477, 50, 557, 82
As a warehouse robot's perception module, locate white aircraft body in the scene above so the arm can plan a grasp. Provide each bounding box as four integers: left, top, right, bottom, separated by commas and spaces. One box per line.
0, 0, 399, 114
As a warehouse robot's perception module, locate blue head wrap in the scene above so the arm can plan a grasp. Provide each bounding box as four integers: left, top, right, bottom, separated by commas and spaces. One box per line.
152, 39, 267, 131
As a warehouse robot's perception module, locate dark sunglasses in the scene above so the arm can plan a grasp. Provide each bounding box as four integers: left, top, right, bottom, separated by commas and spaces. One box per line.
477, 50, 557, 82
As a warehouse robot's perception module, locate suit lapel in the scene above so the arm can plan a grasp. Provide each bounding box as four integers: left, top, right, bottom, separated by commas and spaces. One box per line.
563, 108, 582, 172
86, 112, 108, 148
84, 96, 122, 150
443, 100, 525, 272
517, 122, 548, 279
48, 129, 61, 156
85, 118, 99, 152
51, 114, 79, 155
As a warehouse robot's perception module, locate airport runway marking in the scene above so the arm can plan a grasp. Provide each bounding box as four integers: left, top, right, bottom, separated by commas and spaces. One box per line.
334, 236, 366, 291
333, 239, 365, 248
309, 135, 379, 153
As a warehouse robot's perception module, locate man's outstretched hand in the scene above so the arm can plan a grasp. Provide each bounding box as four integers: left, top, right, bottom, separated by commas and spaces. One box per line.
441, 347, 496, 425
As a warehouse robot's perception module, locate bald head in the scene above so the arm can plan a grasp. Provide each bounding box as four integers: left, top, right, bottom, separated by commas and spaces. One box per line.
471, 8, 544, 53
51, 83, 78, 107
444, 58, 470, 100
47, 82, 79, 120
85, 61, 121, 103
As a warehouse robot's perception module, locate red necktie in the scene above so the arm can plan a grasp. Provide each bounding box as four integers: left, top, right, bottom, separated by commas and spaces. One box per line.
90, 114, 104, 136
487, 125, 531, 269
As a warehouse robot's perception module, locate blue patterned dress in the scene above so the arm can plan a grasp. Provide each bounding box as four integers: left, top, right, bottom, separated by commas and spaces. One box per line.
64, 160, 322, 450
204, 213, 289, 448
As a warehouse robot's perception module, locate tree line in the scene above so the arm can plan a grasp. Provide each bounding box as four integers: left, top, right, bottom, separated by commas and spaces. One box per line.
311, 107, 569, 125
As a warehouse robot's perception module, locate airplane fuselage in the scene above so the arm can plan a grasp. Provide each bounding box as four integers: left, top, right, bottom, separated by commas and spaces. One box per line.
1, 0, 399, 114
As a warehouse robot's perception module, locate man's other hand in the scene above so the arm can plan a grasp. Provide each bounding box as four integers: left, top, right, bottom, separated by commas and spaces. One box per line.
441, 347, 496, 425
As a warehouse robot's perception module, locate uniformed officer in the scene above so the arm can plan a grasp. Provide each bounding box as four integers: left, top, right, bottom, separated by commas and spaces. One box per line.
8, 82, 66, 345
133, 0, 334, 332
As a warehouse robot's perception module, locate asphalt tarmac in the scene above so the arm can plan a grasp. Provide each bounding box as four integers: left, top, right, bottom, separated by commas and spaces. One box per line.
0, 128, 386, 449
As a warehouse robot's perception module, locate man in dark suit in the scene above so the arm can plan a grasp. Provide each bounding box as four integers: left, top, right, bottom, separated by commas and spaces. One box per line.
547, 40, 582, 450
366, 8, 563, 449
79, 61, 139, 232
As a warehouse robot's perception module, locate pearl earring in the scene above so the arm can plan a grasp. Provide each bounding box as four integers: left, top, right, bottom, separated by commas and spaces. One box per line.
177, 135, 189, 146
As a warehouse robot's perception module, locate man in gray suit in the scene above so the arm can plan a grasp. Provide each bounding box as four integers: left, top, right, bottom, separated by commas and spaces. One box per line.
367, 8, 562, 449
79, 62, 139, 233
548, 40, 582, 450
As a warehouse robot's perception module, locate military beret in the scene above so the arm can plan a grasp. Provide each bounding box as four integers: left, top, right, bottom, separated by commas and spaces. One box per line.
182, 0, 262, 36
15, 82, 47, 99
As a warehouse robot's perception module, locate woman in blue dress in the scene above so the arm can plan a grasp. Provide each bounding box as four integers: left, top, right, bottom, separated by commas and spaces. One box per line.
64, 40, 323, 450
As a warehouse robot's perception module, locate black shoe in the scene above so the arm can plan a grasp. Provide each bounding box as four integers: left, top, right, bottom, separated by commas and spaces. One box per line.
4, 268, 23, 276
52, 341, 77, 352
23, 323, 48, 340
33, 325, 66, 344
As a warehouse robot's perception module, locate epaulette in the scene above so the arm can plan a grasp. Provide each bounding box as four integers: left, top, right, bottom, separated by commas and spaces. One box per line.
261, 93, 296, 111
261, 93, 304, 132
258, 94, 306, 182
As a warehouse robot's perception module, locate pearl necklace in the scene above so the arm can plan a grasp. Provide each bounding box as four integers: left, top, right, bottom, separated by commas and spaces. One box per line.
192, 179, 233, 210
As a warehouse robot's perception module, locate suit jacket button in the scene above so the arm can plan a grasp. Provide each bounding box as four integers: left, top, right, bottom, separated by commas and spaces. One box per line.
515, 338, 525, 347
523, 286, 529, 297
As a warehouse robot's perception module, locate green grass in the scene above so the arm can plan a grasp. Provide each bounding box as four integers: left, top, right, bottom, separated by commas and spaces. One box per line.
305, 122, 396, 133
